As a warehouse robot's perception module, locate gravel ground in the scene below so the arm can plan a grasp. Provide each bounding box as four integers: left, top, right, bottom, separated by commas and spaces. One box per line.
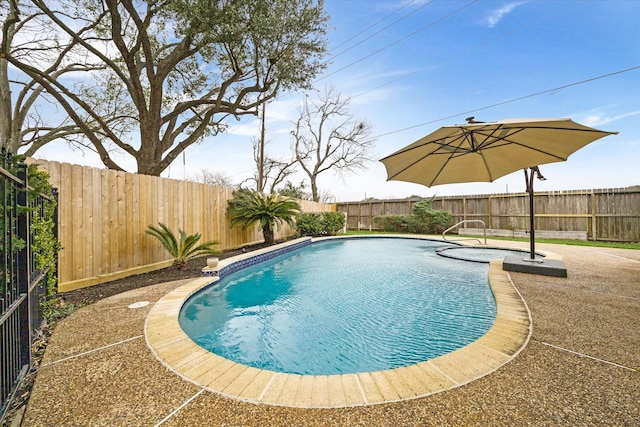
19, 240, 640, 426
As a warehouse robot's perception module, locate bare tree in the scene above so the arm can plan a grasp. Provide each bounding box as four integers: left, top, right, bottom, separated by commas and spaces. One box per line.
291, 85, 375, 202
244, 135, 297, 194
2, 0, 328, 175
190, 168, 235, 188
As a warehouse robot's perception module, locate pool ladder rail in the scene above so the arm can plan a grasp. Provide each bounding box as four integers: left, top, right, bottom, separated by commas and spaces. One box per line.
442, 220, 487, 245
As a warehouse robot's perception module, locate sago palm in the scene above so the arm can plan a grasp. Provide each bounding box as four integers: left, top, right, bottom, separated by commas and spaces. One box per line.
145, 223, 220, 269
226, 190, 300, 244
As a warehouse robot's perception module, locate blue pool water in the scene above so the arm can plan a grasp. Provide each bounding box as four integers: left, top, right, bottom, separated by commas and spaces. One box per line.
179, 238, 497, 375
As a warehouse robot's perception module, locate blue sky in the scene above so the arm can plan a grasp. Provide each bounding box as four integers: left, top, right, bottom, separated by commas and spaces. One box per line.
34, 0, 640, 201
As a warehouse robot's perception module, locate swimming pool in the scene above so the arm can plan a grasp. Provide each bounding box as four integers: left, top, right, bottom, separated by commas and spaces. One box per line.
179, 238, 497, 375
145, 236, 531, 408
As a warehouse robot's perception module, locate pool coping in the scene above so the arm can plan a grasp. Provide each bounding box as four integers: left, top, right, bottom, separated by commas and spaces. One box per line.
144, 236, 533, 408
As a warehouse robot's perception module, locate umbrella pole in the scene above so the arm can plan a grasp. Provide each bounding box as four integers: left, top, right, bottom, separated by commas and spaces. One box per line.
525, 168, 536, 260
524, 167, 547, 261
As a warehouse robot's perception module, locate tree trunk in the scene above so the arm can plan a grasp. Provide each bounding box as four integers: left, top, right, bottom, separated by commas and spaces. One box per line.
0, 3, 17, 151
310, 177, 319, 202
0, 58, 12, 149
263, 225, 274, 245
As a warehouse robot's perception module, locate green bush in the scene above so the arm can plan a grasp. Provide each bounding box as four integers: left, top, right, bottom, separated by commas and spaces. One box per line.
296, 211, 345, 236
146, 222, 220, 269
295, 212, 323, 236
372, 215, 407, 232
319, 212, 346, 235
412, 198, 452, 234
373, 198, 452, 234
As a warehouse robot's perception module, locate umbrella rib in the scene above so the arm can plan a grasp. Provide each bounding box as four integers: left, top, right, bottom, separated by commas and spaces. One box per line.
482, 137, 567, 161
472, 127, 586, 162
477, 150, 494, 182
430, 136, 469, 186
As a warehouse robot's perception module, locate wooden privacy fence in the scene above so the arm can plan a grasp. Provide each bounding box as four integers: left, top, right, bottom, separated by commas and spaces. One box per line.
29, 159, 334, 292
337, 187, 640, 243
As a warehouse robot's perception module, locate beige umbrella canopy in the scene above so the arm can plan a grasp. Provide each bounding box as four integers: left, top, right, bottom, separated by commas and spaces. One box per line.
380, 117, 618, 264
380, 118, 617, 187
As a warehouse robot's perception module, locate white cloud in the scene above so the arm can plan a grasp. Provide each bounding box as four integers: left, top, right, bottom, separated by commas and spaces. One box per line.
580, 110, 640, 127
483, 2, 528, 28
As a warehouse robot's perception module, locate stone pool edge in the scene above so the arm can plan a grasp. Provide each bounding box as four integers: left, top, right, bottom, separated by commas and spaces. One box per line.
144, 236, 533, 408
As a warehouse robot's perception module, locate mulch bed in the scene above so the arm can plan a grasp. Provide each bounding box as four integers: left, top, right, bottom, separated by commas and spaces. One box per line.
63, 241, 277, 306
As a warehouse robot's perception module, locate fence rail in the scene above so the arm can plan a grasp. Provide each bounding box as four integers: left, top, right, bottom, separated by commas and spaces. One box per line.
29, 159, 335, 292
1, 151, 55, 421
336, 188, 640, 242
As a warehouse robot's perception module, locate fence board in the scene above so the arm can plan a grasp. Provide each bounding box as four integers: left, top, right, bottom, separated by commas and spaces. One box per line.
71, 164, 84, 280
125, 173, 135, 270
91, 167, 102, 277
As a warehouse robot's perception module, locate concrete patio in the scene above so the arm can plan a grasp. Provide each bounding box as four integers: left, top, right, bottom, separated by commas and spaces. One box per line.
21, 240, 640, 426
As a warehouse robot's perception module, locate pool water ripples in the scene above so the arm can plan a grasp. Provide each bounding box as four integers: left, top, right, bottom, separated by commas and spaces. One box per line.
179, 238, 497, 375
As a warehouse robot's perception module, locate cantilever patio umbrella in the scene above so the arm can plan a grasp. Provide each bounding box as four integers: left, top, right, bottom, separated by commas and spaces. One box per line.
380, 117, 617, 266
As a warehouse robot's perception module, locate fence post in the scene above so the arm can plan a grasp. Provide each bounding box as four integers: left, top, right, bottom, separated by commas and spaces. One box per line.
16, 162, 31, 366
488, 195, 493, 229
590, 189, 597, 241
463, 197, 467, 222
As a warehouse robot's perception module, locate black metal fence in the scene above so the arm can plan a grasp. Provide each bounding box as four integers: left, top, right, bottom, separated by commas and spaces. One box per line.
1, 149, 57, 420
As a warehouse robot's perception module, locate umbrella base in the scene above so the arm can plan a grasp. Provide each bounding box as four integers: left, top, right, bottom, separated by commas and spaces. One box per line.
503, 255, 567, 277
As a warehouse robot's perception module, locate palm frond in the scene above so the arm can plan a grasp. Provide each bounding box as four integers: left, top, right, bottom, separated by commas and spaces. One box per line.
146, 223, 220, 268
226, 190, 301, 244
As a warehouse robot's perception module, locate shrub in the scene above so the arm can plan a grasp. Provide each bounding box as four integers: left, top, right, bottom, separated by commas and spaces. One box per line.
146, 223, 220, 269
296, 212, 345, 236
373, 215, 409, 232
373, 198, 452, 234
295, 212, 323, 236
412, 198, 452, 234
320, 211, 346, 235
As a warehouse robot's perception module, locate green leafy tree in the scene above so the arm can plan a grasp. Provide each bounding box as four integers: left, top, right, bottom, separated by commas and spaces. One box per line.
277, 180, 311, 200
145, 223, 220, 269
2, 0, 329, 175
226, 189, 300, 244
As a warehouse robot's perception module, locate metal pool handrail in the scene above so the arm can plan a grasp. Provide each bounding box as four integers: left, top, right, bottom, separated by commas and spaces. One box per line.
442, 220, 487, 245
